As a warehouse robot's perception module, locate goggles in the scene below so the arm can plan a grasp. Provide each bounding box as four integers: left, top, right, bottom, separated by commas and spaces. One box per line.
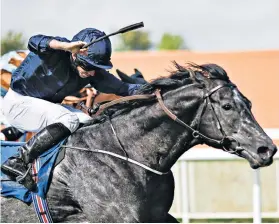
74, 59, 100, 71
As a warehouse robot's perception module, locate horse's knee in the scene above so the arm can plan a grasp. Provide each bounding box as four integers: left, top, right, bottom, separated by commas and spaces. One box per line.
55, 113, 80, 133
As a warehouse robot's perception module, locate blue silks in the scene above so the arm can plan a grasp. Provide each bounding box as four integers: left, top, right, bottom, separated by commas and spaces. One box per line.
1, 140, 65, 203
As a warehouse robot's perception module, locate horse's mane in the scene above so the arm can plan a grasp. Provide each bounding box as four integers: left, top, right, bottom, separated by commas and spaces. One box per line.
83, 62, 230, 127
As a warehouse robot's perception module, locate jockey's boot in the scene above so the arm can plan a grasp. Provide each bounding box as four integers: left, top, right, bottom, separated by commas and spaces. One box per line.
1, 123, 71, 191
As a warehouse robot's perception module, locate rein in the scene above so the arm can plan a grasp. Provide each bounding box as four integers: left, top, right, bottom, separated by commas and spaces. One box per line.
70, 77, 241, 175
79, 93, 156, 116
155, 89, 223, 144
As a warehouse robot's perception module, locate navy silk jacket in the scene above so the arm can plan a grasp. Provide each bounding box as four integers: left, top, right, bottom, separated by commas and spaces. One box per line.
10, 35, 140, 103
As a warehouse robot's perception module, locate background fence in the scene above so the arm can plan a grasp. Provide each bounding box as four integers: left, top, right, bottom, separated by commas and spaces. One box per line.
170, 129, 279, 223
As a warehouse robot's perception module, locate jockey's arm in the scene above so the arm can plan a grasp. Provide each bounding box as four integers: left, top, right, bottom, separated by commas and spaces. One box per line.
28, 35, 87, 55
90, 69, 141, 96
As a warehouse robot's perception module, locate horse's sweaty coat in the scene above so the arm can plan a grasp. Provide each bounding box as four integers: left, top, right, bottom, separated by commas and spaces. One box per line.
1, 62, 277, 223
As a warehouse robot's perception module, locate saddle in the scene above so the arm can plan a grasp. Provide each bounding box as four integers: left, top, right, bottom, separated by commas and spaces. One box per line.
1, 140, 66, 203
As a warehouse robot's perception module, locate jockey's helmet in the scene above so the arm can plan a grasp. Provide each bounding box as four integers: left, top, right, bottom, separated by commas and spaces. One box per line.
72, 28, 112, 70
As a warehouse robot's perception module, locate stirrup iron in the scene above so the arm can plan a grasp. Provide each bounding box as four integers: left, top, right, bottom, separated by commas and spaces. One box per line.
15, 164, 32, 184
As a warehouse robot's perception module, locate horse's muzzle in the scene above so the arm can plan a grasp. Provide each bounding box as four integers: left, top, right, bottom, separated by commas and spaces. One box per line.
242, 144, 277, 169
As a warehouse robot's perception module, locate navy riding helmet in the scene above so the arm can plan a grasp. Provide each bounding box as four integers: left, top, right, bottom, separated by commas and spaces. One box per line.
72, 28, 113, 70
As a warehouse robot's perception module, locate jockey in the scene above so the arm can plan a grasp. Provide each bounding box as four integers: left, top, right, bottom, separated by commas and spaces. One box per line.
1, 28, 142, 190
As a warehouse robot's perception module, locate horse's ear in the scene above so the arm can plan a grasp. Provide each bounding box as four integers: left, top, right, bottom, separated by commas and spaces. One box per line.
116, 69, 137, 84
116, 69, 148, 84
133, 69, 144, 78
131, 69, 148, 84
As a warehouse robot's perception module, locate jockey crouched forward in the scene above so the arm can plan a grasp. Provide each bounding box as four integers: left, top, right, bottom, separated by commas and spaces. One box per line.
1, 28, 142, 191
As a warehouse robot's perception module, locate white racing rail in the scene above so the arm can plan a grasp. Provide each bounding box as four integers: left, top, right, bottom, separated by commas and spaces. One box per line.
171, 128, 279, 224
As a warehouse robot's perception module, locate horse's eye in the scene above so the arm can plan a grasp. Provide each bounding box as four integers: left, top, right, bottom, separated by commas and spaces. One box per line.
222, 104, 232, 110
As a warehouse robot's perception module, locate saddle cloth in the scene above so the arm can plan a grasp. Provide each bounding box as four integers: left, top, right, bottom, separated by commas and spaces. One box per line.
1, 140, 65, 203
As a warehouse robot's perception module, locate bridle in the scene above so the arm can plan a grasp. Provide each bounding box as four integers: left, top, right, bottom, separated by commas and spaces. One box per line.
155, 83, 243, 154
73, 72, 244, 175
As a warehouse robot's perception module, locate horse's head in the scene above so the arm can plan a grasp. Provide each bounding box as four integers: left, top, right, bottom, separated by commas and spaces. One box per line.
84, 62, 276, 171
176, 63, 277, 169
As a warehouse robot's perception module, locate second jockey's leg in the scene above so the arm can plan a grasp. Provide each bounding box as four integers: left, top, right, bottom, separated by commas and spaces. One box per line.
0, 127, 24, 141
1, 89, 86, 190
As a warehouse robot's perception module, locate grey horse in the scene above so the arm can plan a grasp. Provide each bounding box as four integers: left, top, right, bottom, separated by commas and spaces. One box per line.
1, 63, 277, 223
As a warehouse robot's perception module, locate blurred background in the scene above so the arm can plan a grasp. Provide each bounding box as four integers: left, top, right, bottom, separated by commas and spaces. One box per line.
2, 0, 279, 53
1, 0, 279, 223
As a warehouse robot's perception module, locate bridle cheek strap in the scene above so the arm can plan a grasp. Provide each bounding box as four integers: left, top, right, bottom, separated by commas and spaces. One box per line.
155, 83, 240, 154
154, 89, 223, 145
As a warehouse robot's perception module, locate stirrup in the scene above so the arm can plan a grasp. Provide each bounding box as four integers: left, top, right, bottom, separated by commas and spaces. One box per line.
15, 164, 32, 184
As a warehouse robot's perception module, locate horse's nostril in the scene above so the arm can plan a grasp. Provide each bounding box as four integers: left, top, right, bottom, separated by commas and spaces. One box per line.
257, 146, 272, 159
258, 147, 268, 154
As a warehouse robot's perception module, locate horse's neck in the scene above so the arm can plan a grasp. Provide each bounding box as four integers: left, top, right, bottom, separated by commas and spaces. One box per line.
113, 86, 202, 172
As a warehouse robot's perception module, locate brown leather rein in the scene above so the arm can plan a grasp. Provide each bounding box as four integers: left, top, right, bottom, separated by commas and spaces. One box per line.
70, 82, 243, 175
80, 88, 221, 146
80, 81, 242, 154
79, 92, 154, 116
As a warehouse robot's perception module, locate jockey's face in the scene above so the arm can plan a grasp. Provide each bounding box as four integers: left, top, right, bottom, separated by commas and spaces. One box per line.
72, 53, 96, 78
76, 66, 96, 78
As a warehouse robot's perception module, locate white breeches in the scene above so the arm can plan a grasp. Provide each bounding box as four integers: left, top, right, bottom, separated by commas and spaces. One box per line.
1, 88, 92, 133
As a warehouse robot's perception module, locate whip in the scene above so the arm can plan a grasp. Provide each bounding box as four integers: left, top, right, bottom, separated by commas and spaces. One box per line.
82, 22, 144, 49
